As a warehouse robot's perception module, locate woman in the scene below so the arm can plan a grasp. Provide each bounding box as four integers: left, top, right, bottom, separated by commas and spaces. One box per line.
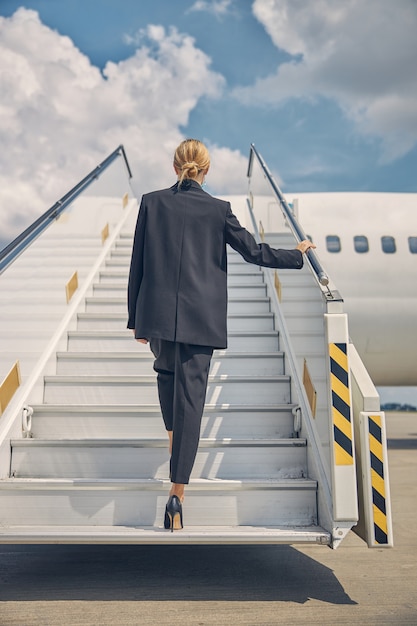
127, 138, 315, 531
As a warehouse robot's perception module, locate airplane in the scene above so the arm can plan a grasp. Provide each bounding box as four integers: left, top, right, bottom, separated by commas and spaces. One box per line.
223, 189, 417, 390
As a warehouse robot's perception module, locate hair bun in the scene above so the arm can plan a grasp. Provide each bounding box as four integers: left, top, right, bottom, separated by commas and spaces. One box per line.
182, 161, 199, 177
174, 139, 210, 187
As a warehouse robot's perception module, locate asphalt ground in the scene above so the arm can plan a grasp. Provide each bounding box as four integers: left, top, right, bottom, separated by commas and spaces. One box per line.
0, 411, 416, 626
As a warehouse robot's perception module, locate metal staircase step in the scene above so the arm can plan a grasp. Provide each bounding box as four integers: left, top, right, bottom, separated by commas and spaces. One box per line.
67, 330, 281, 352
92, 283, 268, 298
0, 312, 65, 329
105, 258, 263, 275
274, 284, 319, 299
85, 296, 272, 315
262, 233, 296, 244
1, 275, 92, 290
98, 270, 265, 284
0, 478, 318, 528
56, 351, 285, 376
0, 524, 331, 545
280, 297, 324, 314
3, 258, 104, 276
286, 331, 326, 354
1, 301, 72, 314
29, 404, 297, 439
1, 292, 70, 305
10, 438, 307, 480
42, 375, 292, 404
111, 239, 250, 251
0, 330, 64, 351
76, 312, 275, 332
279, 313, 325, 333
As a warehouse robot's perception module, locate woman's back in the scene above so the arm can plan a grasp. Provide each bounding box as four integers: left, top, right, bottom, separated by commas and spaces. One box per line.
129, 179, 230, 348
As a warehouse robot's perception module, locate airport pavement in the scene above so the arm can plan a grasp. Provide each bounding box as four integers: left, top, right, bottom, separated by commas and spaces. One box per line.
0, 411, 416, 626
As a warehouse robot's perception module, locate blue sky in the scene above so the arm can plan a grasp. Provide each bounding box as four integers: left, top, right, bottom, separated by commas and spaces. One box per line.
1, 0, 417, 242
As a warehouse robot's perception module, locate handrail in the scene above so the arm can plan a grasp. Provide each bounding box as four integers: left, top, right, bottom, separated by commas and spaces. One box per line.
0, 145, 132, 275
248, 143, 329, 286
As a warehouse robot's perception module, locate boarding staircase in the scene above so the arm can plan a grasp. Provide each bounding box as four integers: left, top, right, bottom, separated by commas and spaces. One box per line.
0, 145, 393, 548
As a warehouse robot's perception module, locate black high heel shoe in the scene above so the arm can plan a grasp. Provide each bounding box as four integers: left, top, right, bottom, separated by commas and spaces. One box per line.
164, 495, 183, 532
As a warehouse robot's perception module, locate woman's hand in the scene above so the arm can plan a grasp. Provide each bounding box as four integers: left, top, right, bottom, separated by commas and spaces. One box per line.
131, 330, 148, 344
296, 240, 316, 254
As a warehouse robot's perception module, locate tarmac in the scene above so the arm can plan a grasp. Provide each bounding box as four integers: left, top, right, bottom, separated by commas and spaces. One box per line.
0, 411, 416, 626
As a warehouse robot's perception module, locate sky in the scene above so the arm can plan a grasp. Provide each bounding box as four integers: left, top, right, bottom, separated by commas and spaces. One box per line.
1, 0, 417, 247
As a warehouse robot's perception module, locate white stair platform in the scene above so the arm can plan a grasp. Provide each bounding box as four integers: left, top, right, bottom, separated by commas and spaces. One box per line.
0, 524, 331, 545
0, 478, 319, 527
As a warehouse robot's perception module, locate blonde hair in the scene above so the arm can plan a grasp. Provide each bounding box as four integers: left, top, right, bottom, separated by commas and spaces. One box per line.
173, 139, 210, 186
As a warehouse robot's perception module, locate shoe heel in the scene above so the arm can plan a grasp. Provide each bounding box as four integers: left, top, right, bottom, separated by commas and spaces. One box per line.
164, 495, 184, 532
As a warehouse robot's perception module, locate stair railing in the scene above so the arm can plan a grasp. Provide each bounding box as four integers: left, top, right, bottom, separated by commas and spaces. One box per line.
248, 143, 329, 287
0, 145, 132, 275
247, 144, 359, 547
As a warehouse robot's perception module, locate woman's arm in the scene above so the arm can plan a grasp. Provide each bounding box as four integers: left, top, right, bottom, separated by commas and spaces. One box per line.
225, 206, 315, 269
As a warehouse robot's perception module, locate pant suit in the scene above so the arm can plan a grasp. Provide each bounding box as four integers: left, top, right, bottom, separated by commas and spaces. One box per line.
127, 179, 304, 483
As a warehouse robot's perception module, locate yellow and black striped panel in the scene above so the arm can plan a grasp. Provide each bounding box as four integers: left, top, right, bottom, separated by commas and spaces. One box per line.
329, 342, 353, 465
368, 414, 389, 544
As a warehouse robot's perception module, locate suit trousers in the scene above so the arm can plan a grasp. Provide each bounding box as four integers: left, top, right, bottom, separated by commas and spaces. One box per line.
150, 339, 213, 484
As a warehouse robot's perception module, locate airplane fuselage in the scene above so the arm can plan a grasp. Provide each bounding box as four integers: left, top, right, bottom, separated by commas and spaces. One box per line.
229, 191, 417, 386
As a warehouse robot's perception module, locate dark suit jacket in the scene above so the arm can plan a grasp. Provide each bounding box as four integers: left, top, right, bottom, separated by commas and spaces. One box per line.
127, 180, 303, 349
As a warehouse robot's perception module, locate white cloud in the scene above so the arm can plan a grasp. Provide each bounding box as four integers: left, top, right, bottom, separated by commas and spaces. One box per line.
234, 0, 417, 162
187, 0, 235, 19
0, 8, 246, 244
205, 143, 248, 193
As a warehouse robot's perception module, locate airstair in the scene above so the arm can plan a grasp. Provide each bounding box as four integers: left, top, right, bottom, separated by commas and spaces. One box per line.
0, 145, 393, 548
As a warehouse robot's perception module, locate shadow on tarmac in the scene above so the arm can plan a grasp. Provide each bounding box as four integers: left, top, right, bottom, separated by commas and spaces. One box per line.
0, 543, 356, 606
387, 437, 417, 449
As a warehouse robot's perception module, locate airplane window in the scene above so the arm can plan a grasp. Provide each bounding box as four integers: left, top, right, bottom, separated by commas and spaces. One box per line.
408, 237, 417, 254
326, 235, 341, 253
354, 235, 369, 253
381, 236, 396, 254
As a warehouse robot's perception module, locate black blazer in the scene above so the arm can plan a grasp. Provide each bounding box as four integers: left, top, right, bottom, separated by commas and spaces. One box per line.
127, 180, 303, 349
